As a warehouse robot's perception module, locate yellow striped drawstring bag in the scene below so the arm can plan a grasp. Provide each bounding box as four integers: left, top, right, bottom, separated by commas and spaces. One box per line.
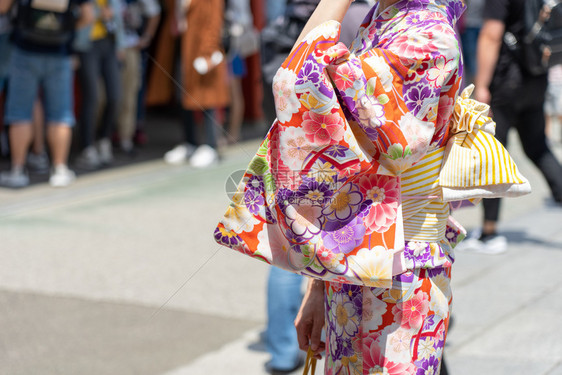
438, 84, 531, 203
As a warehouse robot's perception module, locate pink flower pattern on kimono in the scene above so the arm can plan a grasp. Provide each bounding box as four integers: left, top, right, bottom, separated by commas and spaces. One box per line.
427, 55, 456, 88
333, 63, 361, 90
302, 111, 345, 146
393, 290, 430, 330
363, 334, 416, 375
358, 174, 400, 234
390, 33, 437, 60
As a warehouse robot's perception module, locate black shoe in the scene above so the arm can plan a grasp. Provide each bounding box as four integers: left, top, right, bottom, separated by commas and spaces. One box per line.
270, 357, 304, 374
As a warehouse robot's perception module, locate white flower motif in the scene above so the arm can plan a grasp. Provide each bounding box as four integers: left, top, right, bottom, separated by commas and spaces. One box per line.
377, 323, 412, 364
363, 289, 387, 328
357, 94, 385, 130
279, 127, 314, 170
332, 291, 360, 337
398, 112, 434, 160
417, 337, 436, 360
272, 68, 300, 123
347, 247, 394, 288
221, 199, 260, 234
427, 55, 455, 88
284, 204, 323, 240
256, 226, 289, 260
364, 54, 393, 92
302, 20, 340, 44
429, 272, 451, 317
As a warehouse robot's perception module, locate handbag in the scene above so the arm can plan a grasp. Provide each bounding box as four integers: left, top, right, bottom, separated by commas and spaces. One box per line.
438, 85, 531, 203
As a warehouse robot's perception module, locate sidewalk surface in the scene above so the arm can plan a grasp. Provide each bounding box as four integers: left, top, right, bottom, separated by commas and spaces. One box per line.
1, 123, 562, 375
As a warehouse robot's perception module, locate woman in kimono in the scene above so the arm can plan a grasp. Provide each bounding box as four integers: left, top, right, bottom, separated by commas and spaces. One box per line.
215, 0, 528, 372
289, 0, 465, 373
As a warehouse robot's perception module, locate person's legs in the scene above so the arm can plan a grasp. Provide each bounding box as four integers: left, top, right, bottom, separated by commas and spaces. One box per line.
117, 47, 141, 151
98, 37, 121, 142
266, 267, 303, 372
202, 108, 218, 149
481, 104, 513, 235
1, 47, 40, 187
47, 124, 72, 166
77, 47, 100, 150
42, 54, 76, 187
516, 105, 562, 202
188, 108, 220, 168
9, 123, 34, 169
164, 108, 199, 165
183, 108, 198, 146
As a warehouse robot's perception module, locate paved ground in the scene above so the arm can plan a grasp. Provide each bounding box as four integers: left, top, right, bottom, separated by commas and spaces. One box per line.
0, 120, 562, 375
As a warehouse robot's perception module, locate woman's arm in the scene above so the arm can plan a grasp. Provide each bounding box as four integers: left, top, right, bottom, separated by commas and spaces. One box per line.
291, 0, 354, 53
295, 278, 326, 359
474, 19, 504, 104
0, 0, 14, 14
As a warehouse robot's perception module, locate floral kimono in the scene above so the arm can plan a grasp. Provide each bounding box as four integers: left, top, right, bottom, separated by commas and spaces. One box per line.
215, 0, 527, 374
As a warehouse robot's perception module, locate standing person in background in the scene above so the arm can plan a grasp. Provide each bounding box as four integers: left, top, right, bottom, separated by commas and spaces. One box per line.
0, 0, 94, 188
0, 0, 11, 95
266, 0, 286, 23
462, 0, 562, 254
460, 0, 484, 84
163, 0, 229, 168
0, 0, 13, 156
75, 0, 124, 170
116, 0, 160, 154
221, 0, 257, 145
545, 64, 562, 142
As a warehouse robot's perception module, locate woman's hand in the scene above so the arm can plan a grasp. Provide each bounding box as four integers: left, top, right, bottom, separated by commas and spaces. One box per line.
295, 279, 326, 360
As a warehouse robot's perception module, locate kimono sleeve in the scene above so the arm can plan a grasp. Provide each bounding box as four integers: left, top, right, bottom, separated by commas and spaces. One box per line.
283, 20, 463, 176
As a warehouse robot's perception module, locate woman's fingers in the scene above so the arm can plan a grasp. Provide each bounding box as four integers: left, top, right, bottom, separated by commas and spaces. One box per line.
310, 311, 324, 351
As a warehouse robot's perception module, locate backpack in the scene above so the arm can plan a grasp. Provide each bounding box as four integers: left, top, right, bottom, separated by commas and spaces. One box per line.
16, 0, 78, 46
504, 0, 562, 76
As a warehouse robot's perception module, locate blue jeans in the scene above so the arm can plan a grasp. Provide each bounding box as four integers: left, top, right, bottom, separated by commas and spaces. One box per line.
4, 47, 74, 125
460, 27, 481, 81
266, 267, 304, 371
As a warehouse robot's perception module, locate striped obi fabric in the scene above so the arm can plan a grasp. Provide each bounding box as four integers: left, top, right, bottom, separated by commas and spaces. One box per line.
401, 147, 448, 243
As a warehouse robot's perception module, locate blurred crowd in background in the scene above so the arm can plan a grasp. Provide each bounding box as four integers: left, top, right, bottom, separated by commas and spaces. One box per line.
0, 0, 560, 189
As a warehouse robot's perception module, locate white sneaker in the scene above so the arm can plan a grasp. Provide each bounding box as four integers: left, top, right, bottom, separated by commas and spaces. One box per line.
27, 151, 50, 174
164, 143, 195, 165
97, 138, 113, 165
0, 168, 29, 188
120, 139, 134, 153
76, 145, 102, 170
189, 144, 219, 168
456, 230, 508, 255
49, 164, 76, 187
